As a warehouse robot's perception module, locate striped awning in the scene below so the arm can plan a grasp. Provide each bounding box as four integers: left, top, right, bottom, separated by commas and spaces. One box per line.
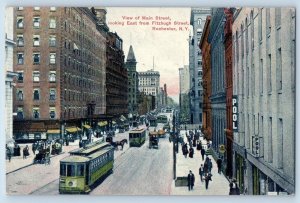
83, 124, 91, 129
66, 127, 80, 133
47, 129, 60, 134
98, 121, 108, 127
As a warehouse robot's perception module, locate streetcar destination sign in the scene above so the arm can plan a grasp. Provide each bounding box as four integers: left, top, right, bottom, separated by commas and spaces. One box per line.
232, 95, 238, 132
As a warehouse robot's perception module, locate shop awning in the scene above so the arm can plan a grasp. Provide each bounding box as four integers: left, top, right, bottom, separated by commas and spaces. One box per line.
66, 127, 81, 133
98, 121, 108, 127
47, 129, 60, 134
112, 121, 116, 125
83, 124, 91, 129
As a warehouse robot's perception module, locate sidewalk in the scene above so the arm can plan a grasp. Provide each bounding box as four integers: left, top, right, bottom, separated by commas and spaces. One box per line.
6, 141, 80, 174
171, 130, 230, 195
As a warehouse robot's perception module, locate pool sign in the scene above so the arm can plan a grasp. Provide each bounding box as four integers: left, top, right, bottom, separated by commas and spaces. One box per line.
232, 95, 238, 132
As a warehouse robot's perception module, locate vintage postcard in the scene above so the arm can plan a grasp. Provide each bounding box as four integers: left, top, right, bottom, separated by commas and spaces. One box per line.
4, 6, 295, 195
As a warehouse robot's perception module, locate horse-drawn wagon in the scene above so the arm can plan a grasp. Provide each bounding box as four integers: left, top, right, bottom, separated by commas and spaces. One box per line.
149, 131, 159, 149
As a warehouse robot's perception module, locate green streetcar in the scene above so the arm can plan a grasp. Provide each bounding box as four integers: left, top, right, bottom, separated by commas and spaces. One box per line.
129, 128, 146, 147
59, 141, 114, 194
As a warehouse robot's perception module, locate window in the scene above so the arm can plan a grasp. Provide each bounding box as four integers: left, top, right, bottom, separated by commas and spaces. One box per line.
17, 71, 24, 82
50, 7, 56, 11
277, 48, 282, 90
33, 35, 40, 46
33, 7, 40, 11
49, 35, 56, 46
50, 89, 56, 100
17, 107, 24, 119
33, 17, 40, 28
197, 18, 202, 25
33, 53, 40, 64
17, 34, 24, 46
197, 50, 201, 56
268, 54, 272, 92
60, 164, 66, 176
49, 107, 56, 119
197, 28, 202, 35
49, 18, 56, 29
33, 108, 40, 119
49, 71, 56, 82
77, 164, 84, 176
198, 70, 202, 77
198, 60, 202, 66
33, 89, 40, 100
268, 117, 273, 163
266, 8, 271, 35
17, 89, 23, 101
33, 71, 40, 82
67, 165, 75, 177
50, 53, 56, 64
17, 52, 24, 64
17, 17, 24, 28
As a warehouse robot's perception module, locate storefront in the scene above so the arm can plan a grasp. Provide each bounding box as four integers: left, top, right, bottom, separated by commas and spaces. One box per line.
47, 129, 61, 140
65, 126, 81, 142
235, 153, 245, 193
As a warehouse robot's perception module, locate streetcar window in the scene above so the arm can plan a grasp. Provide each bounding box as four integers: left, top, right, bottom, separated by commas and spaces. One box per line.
76, 164, 84, 176
67, 164, 75, 176
60, 164, 66, 176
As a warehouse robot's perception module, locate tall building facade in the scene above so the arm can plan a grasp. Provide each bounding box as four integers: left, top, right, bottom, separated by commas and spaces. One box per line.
208, 8, 227, 160
138, 70, 160, 104
199, 16, 212, 140
224, 8, 234, 178
179, 65, 190, 124
126, 45, 139, 115
5, 7, 18, 141
189, 8, 211, 125
232, 8, 295, 194
13, 7, 107, 141
106, 32, 128, 119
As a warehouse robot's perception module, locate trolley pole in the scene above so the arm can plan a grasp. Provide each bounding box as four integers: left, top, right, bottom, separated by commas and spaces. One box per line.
173, 114, 176, 180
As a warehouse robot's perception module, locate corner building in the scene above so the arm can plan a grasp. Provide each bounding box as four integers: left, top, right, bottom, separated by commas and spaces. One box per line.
232, 8, 295, 194
13, 7, 107, 141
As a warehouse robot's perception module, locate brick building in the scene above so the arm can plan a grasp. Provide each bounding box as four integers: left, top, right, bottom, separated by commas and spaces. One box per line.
13, 7, 108, 142
106, 31, 128, 121
199, 16, 212, 140
224, 8, 234, 178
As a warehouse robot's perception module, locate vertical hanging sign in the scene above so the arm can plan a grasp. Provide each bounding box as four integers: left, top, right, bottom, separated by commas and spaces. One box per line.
232, 95, 238, 132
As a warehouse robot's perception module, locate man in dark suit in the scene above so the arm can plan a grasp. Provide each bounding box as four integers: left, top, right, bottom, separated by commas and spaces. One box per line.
187, 170, 195, 191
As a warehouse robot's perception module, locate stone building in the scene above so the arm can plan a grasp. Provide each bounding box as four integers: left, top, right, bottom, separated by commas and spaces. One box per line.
208, 8, 227, 161
232, 8, 295, 194
5, 7, 18, 141
126, 45, 139, 115
199, 16, 212, 140
138, 69, 160, 108
106, 31, 128, 121
189, 8, 211, 125
179, 65, 190, 124
13, 7, 108, 142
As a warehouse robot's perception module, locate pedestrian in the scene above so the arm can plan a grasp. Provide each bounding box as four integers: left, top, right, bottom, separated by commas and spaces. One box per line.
183, 143, 188, 158
201, 148, 206, 161
208, 158, 213, 173
187, 170, 195, 191
23, 145, 29, 159
229, 179, 240, 195
32, 143, 36, 155
199, 164, 204, 182
189, 147, 194, 158
217, 156, 223, 174
204, 172, 213, 189
6, 145, 12, 162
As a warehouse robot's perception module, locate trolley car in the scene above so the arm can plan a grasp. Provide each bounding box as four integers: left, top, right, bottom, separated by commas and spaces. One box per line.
59, 141, 114, 194
149, 131, 159, 149
129, 128, 146, 147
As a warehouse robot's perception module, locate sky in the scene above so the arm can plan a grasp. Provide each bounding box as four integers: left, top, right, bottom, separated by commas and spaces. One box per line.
106, 7, 191, 103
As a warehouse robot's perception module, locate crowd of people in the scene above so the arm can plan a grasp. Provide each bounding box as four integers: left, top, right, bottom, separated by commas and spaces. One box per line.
182, 129, 240, 195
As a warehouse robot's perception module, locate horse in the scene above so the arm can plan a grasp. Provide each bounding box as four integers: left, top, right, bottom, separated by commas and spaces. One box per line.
114, 139, 128, 150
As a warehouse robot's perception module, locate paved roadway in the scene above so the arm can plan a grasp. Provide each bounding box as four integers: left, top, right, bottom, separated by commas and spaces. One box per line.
31, 132, 173, 195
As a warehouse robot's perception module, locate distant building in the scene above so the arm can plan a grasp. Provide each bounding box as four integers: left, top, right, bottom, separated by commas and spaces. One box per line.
189, 8, 211, 125
138, 69, 160, 108
13, 7, 108, 142
179, 65, 190, 123
126, 45, 139, 115
106, 32, 128, 121
232, 8, 295, 195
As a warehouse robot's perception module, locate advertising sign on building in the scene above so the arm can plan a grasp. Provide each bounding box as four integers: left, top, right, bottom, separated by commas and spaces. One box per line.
232, 95, 238, 132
